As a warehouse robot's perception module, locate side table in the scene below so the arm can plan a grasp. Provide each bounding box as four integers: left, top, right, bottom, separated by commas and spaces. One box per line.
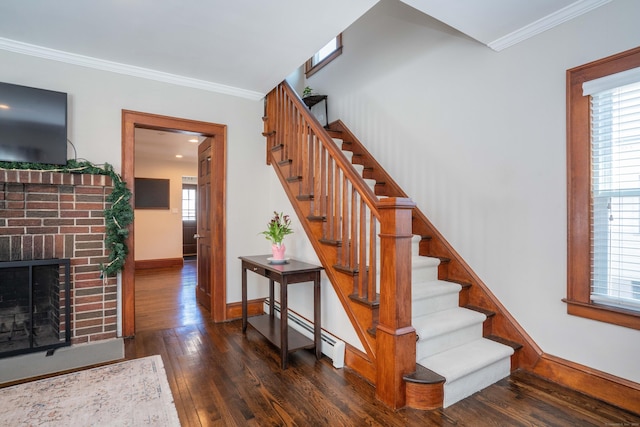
240, 255, 323, 369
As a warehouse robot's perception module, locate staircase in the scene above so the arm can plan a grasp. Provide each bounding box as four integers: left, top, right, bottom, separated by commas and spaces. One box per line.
263, 81, 540, 409
340, 140, 515, 407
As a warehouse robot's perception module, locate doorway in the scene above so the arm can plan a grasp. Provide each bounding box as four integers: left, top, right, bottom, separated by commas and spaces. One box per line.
121, 110, 227, 337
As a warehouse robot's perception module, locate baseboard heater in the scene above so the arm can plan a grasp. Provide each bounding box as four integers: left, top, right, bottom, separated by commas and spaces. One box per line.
263, 300, 345, 368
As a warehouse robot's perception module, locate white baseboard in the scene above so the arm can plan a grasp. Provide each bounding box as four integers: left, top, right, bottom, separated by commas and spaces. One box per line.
263, 300, 345, 368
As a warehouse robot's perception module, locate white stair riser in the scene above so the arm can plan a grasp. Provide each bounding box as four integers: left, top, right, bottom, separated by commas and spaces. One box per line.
442, 357, 511, 407
416, 323, 483, 359
374, 258, 439, 294
412, 292, 460, 317
412, 260, 440, 282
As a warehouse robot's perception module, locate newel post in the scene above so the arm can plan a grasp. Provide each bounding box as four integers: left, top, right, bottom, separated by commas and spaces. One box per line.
375, 197, 417, 409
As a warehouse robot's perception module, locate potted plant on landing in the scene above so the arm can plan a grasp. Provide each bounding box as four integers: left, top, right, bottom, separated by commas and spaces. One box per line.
259, 211, 293, 262
303, 86, 314, 98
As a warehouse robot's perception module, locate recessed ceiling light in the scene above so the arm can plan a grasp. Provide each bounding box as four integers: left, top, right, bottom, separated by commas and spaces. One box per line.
188, 138, 198, 143
0, 104, 9, 109
175, 154, 183, 158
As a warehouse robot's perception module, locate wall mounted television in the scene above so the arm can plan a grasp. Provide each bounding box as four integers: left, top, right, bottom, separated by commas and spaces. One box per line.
0, 82, 68, 165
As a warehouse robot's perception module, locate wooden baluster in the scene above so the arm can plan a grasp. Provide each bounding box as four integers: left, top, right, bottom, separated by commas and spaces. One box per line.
264, 92, 269, 163
309, 135, 323, 217
336, 166, 343, 246
340, 174, 349, 267
276, 87, 282, 161
314, 140, 327, 221
277, 87, 284, 158
326, 156, 334, 241
342, 185, 358, 269
285, 90, 291, 155
284, 98, 290, 161
302, 123, 311, 198
358, 197, 367, 299
288, 106, 295, 177
296, 110, 302, 179
368, 212, 377, 302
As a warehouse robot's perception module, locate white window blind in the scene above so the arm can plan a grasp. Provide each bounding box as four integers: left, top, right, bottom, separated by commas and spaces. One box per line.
589, 73, 640, 311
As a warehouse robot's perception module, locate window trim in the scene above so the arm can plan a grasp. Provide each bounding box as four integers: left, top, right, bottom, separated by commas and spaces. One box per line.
565, 45, 640, 330
305, 34, 342, 78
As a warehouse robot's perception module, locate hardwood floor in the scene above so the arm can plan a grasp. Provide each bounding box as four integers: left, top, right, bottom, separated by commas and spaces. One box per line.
126, 261, 640, 426
134, 259, 204, 332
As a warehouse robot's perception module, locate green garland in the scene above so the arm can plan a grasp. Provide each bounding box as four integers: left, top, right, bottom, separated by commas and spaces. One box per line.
0, 159, 133, 278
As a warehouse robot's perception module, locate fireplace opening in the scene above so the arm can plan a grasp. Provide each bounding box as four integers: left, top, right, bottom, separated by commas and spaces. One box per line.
0, 259, 71, 358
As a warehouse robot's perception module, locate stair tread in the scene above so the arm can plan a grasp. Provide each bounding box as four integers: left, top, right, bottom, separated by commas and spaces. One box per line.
465, 305, 496, 318
412, 280, 462, 298
417, 338, 514, 383
414, 307, 486, 339
486, 334, 523, 351
403, 365, 445, 385
413, 255, 441, 266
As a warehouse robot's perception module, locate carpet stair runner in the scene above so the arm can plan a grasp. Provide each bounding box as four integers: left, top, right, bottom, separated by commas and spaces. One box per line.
340, 139, 514, 407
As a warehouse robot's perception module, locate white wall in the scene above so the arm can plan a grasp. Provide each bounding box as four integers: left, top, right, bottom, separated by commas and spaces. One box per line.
134, 157, 197, 261
266, 170, 364, 351
305, 0, 640, 382
0, 48, 271, 304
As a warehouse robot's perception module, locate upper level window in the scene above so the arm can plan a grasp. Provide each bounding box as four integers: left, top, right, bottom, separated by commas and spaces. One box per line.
305, 34, 342, 78
566, 46, 640, 330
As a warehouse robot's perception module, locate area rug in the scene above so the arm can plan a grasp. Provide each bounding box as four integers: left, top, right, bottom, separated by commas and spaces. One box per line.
0, 354, 180, 426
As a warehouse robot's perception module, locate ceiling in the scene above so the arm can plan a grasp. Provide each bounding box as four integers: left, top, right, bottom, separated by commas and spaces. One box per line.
0, 0, 610, 162
400, 0, 610, 50
0, 0, 379, 99
0, 0, 610, 100
135, 128, 204, 164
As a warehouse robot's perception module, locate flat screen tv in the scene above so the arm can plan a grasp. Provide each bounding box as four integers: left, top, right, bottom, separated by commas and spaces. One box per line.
0, 82, 68, 165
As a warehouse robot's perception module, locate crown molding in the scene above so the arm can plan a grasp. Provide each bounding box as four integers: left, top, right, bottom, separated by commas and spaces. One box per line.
0, 37, 264, 101
488, 0, 612, 51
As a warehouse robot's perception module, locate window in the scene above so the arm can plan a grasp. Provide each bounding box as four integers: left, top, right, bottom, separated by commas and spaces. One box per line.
305, 34, 342, 78
566, 46, 640, 330
182, 185, 196, 221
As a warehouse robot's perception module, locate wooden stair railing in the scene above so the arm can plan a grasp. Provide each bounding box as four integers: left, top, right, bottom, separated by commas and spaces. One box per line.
263, 81, 416, 408
325, 119, 542, 372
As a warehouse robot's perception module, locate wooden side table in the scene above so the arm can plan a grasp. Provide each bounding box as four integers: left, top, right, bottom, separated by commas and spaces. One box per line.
240, 255, 323, 369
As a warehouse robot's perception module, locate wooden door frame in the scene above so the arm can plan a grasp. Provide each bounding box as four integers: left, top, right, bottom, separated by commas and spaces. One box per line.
121, 110, 227, 337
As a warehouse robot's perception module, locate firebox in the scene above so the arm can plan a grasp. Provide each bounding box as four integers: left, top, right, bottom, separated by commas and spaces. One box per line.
0, 258, 71, 358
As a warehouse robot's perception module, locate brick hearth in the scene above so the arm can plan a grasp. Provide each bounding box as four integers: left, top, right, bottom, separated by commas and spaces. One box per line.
0, 169, 118, 345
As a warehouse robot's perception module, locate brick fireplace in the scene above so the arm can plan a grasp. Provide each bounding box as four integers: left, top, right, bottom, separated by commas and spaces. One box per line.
0, 169, 118, 352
